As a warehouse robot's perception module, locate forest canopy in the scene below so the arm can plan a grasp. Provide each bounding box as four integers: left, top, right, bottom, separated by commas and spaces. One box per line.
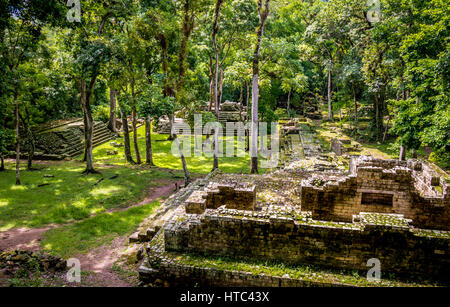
0, 0, 449, 175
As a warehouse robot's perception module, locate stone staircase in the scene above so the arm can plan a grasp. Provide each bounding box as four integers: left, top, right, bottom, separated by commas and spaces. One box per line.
63, 121, 117, 158
156, 118, 184, 135
29, 120, 117, 160
155, 114, 247, 136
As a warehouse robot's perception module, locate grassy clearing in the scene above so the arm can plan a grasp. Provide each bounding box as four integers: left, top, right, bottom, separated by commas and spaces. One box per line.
0, 127, 255, 231
90, 126, 264, 174
40, 201, 160, 258
0, 125, 259, 259
0, 162, 174, 231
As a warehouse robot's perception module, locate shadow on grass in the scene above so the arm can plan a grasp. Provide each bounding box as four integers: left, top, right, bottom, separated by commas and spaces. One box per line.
40, 201, 160, 258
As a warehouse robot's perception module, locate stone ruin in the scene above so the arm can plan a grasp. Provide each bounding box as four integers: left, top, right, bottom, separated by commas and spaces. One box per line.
331, 138, 359, 156
154, 101, 247, 135
300, 156, 450, 230
138, 120, 450, 285
185, 182, 256, 214
17, 119, 116, 160
218, 101, 248, 135
139, 154, 450, 285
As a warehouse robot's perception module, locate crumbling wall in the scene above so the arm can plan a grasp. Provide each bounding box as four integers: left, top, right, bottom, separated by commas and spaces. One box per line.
185, 182, 256, 214
301, 156, 450, 230
164, 210, 450, 281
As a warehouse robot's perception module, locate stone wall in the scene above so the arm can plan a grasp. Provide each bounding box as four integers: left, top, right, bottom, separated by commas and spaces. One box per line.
331, 138, 351, 156
185, 182, 256, 214
301, 156, 450, 230
140, 258, 349, 287
164, 209, 450, 282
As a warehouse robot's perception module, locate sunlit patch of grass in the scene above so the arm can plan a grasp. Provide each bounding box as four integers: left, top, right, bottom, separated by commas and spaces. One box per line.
0, 162, 175, 231
10, 185, 28, 191
41, 201, 160, 258
90, 126, 266, 174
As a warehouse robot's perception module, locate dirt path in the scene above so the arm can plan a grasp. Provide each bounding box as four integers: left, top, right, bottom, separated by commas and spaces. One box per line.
74, 236, 137, 287
0, 226, 57, 252
103, 179, 185, 215
0, 179, 183, 287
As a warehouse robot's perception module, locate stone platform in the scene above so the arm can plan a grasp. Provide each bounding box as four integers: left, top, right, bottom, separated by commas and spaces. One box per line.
138, 121, 450, 287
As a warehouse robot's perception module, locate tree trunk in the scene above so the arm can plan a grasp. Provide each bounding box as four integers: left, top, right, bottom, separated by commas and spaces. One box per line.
246, 82, 250, 108
238, 85, 244, 122
168, 114, 175, 141
130, 81, 141, 164
352, 82, 358, 123
239, 84, 244, 105
82, 110, 88, 162
145, 115, 155, 166
119, 105, 135, 165
19, 111, 35, 171
245, 126, 250, 152
0, 155, 4, 171
327, 69, 333, 121
399, 144, 406, 161
80, 78, 98, 174
212, 128, 219, 171
25, 121, 35, 171
374, 93, 384, 139
209, 75, 214, 111
14, 90, 20, 185
173, 134, 191, 187
108, 89, 117, 133
287, 89, 291, 117
132, 107, 141, 164
84, 105, 95, 173
250, 0, 270, 174
211, 0, 224, 119
178, 0, 195, 93
218, 69, 224, 107
251, 74, 259, 174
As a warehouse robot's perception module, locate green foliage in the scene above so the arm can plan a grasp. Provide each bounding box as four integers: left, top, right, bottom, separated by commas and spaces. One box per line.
0, 0, 448, 170
0, 128, 14, 155
186, 111, 217, 129
274, 108, 288, 119
93, 105, 110, 123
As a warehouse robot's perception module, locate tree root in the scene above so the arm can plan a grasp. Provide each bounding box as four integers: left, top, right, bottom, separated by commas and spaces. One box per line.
82, 169, 101, 175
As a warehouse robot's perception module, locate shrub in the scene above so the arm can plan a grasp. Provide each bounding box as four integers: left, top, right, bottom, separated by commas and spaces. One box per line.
274, 108, 288, 119
93, 105, 110, 123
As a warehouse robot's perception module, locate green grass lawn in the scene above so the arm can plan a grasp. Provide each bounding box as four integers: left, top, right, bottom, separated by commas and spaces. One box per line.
0, 162, 175, 231
41, 201, 160, 258
0, 126, 263, 259
91, 126, 266, 174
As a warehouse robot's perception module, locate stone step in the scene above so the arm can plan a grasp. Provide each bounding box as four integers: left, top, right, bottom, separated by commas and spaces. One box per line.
66, 149, 83, 157
64, 136, 82, 144
93, 131, 112, 140
93, 133, 114, 143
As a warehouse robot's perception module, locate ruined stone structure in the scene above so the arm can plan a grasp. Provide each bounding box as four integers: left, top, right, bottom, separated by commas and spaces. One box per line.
139, 123, 450, 286
301, 156, 450, 230
18, 119, 116, 160
185, 182, 256, 214
164, 208, 449, 281
331, 138, 352, 156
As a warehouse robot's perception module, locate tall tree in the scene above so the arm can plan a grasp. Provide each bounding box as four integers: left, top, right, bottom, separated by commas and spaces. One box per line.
211, 0, 225, 119
250, 0, 270, 174
1, 0, 65, 184
107, 88, 118, 133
